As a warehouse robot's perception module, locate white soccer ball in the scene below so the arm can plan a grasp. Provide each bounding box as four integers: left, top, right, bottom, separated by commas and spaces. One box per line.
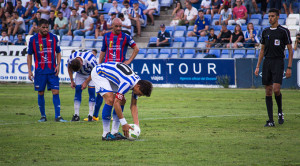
128, 124, 141, 140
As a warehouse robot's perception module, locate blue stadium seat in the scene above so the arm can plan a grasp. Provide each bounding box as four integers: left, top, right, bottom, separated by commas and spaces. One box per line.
208, 49, 221, 58
146, 49, 159, 58
187, 26, 194, 34
157, 49, 171, 58
198, 36, 208, 42
227, 25, 235, 33
182, 49, 195, 58
171, 49, 183, 58
204, 14, 211, 25
241, 25, 247, 32
212, 14, 220, 25
104, 14, 110, 21
165, 26, 175, 37
136, 48, 147, 59
60, 35, 72, 46
197, 42, 206, 49
233, 50, 246, 58
160, 0, 173, 7
213, 25, 222, 31
245, 49, 258, 58
261, 18, 270, 26
278, 18, 285, 25
84, 36, 95, 48
148, 37, 157, 47
249, 14, 262, 25
194, 53, 206, 58
279, 14, 287, 19
71, 36, 83, 47
101, 3, 113, 14
172, 37, 185, 48
174, 26, 186, 37
184, 37, 197, 48
220, 49, 233, 58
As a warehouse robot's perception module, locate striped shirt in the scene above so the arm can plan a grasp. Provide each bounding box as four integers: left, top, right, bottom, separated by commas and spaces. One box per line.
95, 62, 140, 95
67, 50, 97, 75
28, 32, 61, 74
101, 32, 136, 63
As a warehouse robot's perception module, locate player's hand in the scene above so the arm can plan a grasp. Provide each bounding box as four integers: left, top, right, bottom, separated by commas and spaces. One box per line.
122, 123, 133, 138
71, 81, 76, 89
286, 68, 292, 78
55, 66, 60, 76
81, 81, 88, 90
123, 60, 130, 65
28, 71, 34, 81
254, 67, 259, 76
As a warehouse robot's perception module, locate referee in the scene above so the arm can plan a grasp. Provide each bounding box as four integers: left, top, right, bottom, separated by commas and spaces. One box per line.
255, 8, 293, 127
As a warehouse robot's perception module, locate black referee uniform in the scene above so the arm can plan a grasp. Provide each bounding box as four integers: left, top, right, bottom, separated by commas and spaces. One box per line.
260, 25, 292, 85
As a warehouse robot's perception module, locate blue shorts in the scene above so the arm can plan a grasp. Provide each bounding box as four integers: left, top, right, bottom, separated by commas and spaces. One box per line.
34, 73, 59, 91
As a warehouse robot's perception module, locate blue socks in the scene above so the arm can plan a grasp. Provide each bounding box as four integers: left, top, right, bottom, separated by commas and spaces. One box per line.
93, 93, 103, 117
53, 94, 61, 118
102, 104, 113, 120
38, 94, 45, 117
112, 105, 125, 115
74, 85, 82, 102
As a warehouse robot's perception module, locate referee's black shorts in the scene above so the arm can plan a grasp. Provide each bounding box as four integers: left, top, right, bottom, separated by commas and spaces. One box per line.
262, 58, 284, 85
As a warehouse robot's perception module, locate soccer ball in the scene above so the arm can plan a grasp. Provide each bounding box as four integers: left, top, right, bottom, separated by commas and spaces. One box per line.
128, 124, 141, 140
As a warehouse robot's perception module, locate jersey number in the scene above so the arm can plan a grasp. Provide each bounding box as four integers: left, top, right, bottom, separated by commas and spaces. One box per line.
117, 63, 133, 75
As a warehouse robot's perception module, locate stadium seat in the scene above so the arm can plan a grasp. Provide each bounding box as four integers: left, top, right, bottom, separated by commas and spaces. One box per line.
148, 37, 157, 47
213, 25, 222, 31
279, 14, 287, 19
227, 25, 235, 33
212, 14, 220, 25
241, 25, 247, 32
101, 3, 113, 14
136, 48, 146, 59
157, 49, 171, 58
220, 49, 233, 58
287, 26, 299, 37
249, 14, 262, 25
184, 37, 197, 48
172, 37, 185, 48
204, 14, 211, 25
71, 36, 83, 47
187, 26, 194, 35
60, 35, 72, 46
233, 50, 246, 58
198, 36, 208, 42
197, 42, 206, 49
208, 49, 221, 58
165, 26, 175, 37
84, 36, 95, 48
245, 49, 258, 58
194, 53, 206, 58
160, 0, 172, 7
146, 49, 159, 58
174, 26, 186, 37
171, 49, 183, 58
182, 49, 195, 58
261, 15, 270, 26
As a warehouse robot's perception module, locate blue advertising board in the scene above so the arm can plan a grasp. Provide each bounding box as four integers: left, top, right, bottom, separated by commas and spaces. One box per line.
129, 59, 235, 85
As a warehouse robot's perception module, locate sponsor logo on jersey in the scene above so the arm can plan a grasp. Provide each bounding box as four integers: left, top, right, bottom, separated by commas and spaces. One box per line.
275, 39, 280, 46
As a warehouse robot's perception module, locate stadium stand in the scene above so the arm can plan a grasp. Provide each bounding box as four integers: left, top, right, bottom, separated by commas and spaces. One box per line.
184, 37, 197, 48
71, 36, 84, 47
136, 48, 147, 59
172, 37, 185, 48
182, 49, 195, 58
220, 49, 233, 58
158, 48, 171, 58
146, 49, 159, 58
174, 26, 187, 37
60, 36, 72, 47
233, 50, 246, 58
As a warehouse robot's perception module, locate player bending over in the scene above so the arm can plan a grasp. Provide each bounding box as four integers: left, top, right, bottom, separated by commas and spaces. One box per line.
91, 62, 152, 141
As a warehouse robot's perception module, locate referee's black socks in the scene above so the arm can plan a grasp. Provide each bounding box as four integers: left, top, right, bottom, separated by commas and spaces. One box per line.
275, 93, 282, 114
266, 96, 273, 122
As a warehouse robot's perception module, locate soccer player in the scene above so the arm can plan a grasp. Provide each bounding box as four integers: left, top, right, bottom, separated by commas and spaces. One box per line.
67, 50, 99, 122
92, 18, 139, 123
27, 19, 67, 122
91, 62, 152, 141
255, 8, 293, 127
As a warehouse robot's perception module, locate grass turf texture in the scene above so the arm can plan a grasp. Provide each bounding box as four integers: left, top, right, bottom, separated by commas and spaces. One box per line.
0, 83, 299, 165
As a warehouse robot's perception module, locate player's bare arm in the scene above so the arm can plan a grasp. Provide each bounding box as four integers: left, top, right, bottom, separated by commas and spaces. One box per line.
81, 75, 92, 90
286, 44, 293, 78
55, 52, 61, 76
27, 54, 33, 81
67, 65, 76, 89
99, 51, 105, 64
255, 44, 265, 76
130, 94, 139, 126
124, 45, 139, 65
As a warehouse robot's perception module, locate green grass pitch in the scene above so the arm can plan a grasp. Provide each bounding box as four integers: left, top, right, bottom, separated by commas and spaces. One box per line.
0, 83, 300, 165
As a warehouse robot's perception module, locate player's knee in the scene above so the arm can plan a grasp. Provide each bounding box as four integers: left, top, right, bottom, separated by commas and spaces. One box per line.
105, 97, 114, 105
273, 88, 281, 96
52, 89, 59, 95
38, 91, 44, 95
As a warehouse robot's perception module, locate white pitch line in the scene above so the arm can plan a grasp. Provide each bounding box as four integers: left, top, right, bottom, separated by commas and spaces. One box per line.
0, 113, 300, 126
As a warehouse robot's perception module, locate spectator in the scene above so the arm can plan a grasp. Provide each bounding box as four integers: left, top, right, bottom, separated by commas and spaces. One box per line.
294, 33, 300, 59
201, 0, 211, 14
218, 0, 231, 12
14, 33, 26, 45
86, 0, 98, 22
15, 0, 26, 18
243, 0, 254, 16
50, 5, 58, 17
211, 0, 221, 17
188, 10, 209, 37
244, 22, 259, 48
282, 0, 293, 15
28, 11, 42, 35
8, 11, 26, 36
68, 8, 81, 36
121, 0, 133, 19
0, 31, 10, 45
228, 0, 247, 25
215, 4, 231, 25
1, 11, 12, 32
38, 0, 51, 20
149, 24, 170, 47
269, 0, 281, 11
51, 11, 68, 40
50, 0, 61, 9
227, 24, 244, 48
60, 1, 71, 19
95, 14, 107, 38
118, 13, 131, 35
74, 1, 84, 15
170, 1, 184, 26
252, 0, 267, 15
73, 10, 94, 36
84, 0, 97, 11
190, 0, 201, 9
99, 0, 112, 10
24, 0, 38, 24
139, 0, 158, 26
107, 12, 117, 30
178, 1, 197, 26
129, 2, 145, 37
216, 23, 231, 47
108, 0, 122, 15
48, 10, 56, 30
205, 28, 217, 52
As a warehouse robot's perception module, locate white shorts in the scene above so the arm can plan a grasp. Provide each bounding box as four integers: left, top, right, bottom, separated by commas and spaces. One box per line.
75, 73, 95, 87
91, 68, 118, 96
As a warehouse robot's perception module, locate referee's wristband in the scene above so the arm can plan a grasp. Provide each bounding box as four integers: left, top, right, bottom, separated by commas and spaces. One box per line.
287, 67, 292, 69
119, 118, 127, 126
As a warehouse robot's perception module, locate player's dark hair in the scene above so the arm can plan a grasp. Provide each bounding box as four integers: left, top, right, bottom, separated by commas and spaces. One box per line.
69, 59, 81, 72
118, 13, 124, 18
137, 80, 153, 97
92, 49, 97, 54
38, 19, 49, 26
269, 8, 279, 16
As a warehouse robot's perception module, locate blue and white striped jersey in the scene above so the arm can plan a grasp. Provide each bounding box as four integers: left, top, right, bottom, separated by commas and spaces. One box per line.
67, 50, 97, 75
95, 62, 141, 95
